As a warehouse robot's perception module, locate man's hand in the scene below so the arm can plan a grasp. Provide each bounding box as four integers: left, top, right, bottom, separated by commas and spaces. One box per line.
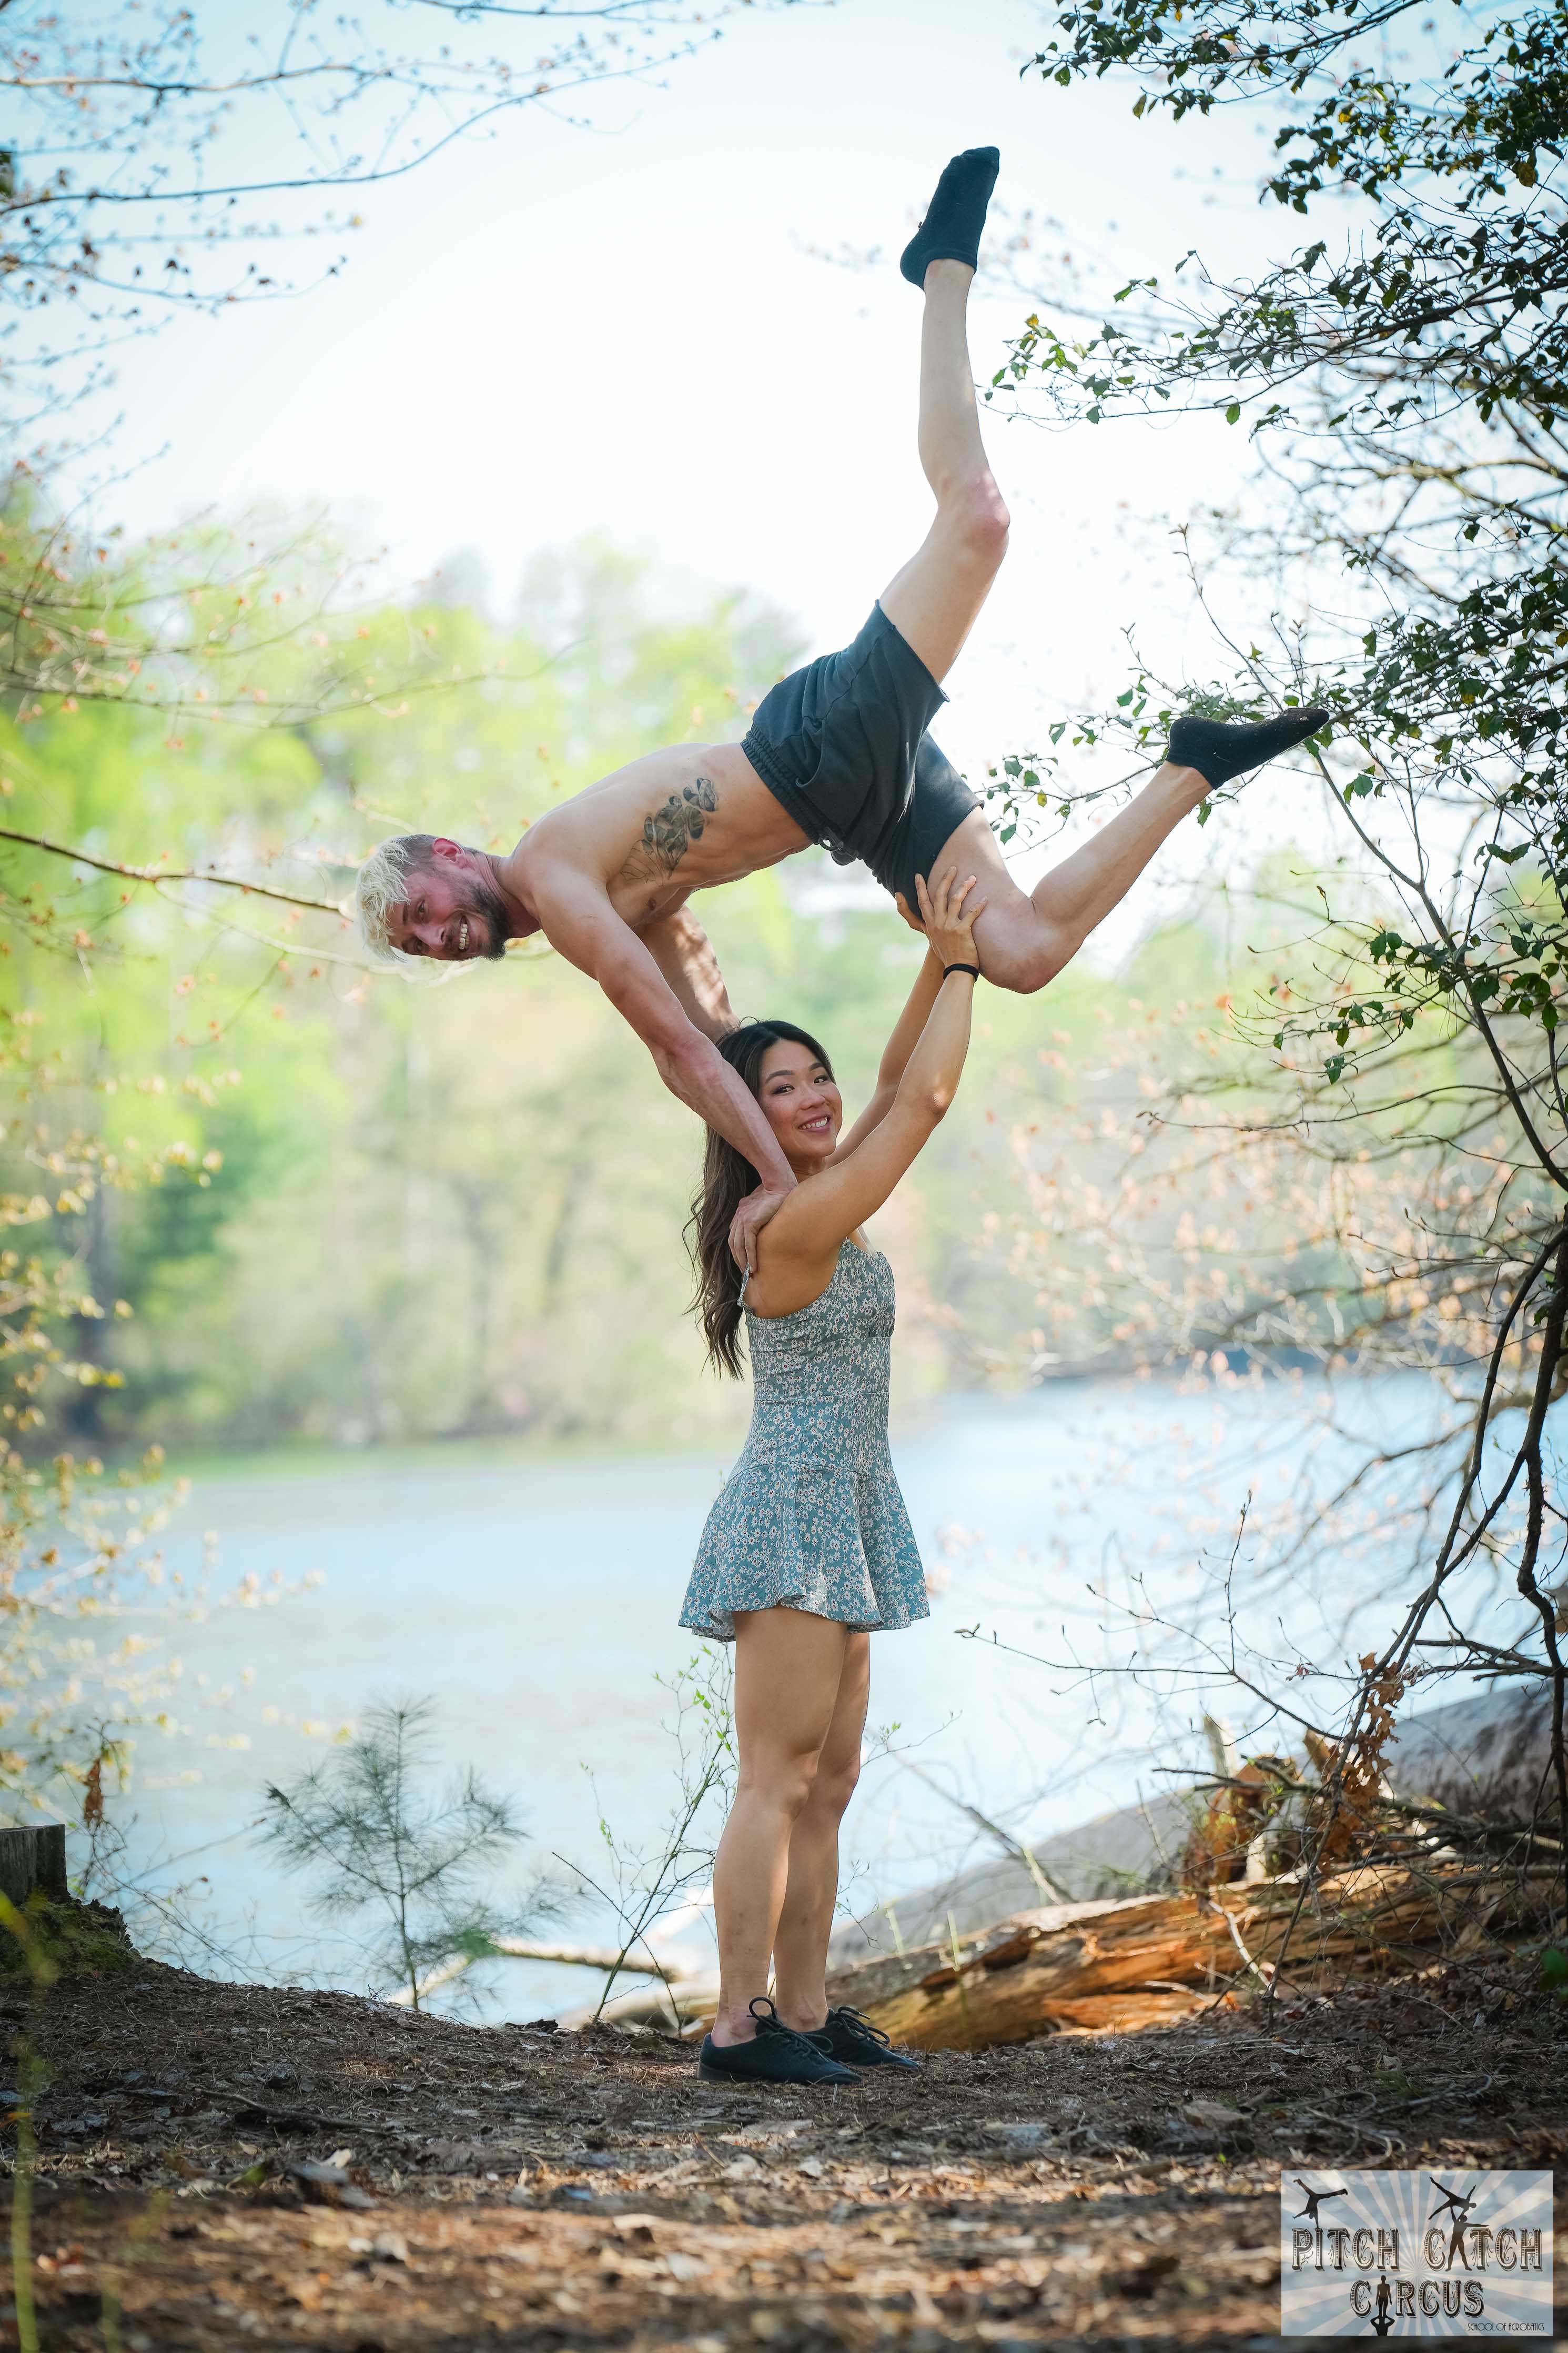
528, 865, 798, 1218
730, 1181, 791, 1274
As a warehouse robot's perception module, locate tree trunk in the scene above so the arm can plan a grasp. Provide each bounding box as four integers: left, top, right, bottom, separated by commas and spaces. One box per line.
820, 1862, 1562, 2053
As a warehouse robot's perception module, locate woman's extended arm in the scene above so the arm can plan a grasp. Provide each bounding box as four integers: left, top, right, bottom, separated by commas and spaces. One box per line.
831, 939, 946, 1162
757, 871, 984, 1291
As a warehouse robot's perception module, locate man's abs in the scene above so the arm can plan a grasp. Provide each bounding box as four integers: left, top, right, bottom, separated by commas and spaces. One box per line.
514, 742, 811, 929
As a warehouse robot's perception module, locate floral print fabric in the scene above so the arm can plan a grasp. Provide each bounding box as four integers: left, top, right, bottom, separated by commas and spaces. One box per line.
679, 1242, 929, 1642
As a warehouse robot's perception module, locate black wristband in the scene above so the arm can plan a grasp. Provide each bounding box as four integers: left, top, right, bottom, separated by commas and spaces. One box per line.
943, 962, 982, 982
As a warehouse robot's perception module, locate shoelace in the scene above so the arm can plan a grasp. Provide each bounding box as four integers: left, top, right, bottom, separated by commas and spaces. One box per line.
829, 2005, 893, 2049
751, 1997, 841, 2063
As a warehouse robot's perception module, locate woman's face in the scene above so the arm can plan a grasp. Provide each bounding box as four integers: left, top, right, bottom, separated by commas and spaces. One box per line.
756, 1038, 842, 1172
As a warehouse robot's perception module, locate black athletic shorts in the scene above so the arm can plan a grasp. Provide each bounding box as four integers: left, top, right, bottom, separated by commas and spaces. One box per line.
741, 603, 980, 909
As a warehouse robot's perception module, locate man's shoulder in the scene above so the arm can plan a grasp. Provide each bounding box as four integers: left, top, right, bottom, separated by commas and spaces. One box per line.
510, 815, 593, 887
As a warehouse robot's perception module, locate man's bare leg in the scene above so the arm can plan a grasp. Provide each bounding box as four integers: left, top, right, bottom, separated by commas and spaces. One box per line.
932, 762, 1212, 994
878, 256, 1010, 684
929, 692, 1331, 993
873, 239, 1223, 991
875, 210, 1267, 993
875, 152, 1324, 997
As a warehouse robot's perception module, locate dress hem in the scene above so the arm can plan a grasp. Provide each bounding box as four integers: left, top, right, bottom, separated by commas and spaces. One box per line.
679, 1593, 929, 1645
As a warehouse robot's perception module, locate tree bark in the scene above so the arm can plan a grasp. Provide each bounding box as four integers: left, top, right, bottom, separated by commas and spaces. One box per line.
820, 1862, 1562, 2052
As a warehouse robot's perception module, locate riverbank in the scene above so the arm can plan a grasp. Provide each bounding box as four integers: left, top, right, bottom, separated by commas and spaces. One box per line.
115, 1374, 1492, 2027
6, 1935, 1563, 2346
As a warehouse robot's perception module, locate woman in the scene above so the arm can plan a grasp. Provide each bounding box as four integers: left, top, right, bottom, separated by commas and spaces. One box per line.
681, 867, 985, 2086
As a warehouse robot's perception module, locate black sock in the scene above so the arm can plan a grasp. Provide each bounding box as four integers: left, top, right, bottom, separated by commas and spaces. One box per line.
900, 147, 1000, 288
1166, 705, 1328, 790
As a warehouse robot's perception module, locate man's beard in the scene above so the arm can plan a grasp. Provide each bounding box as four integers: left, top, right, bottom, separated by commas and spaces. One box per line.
454, 862, 513, 961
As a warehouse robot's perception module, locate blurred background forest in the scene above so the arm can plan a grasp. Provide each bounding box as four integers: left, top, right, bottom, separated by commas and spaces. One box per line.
6, 521, 1240, 1461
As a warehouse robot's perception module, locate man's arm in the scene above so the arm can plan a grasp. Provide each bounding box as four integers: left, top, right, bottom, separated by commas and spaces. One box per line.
640, 904, 736, 1043
532, 869, 794, 1267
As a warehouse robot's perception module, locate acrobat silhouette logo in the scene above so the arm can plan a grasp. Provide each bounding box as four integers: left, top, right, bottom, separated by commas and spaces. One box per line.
1278, 2167, 1552, 2336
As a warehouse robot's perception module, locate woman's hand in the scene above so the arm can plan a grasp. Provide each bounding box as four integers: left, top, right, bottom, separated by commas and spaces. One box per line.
914, 867, 986, 972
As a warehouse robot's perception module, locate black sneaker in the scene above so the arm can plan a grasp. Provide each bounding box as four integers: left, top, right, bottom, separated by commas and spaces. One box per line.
812, 2005, 922, 2073
699, 1998, 861, 2087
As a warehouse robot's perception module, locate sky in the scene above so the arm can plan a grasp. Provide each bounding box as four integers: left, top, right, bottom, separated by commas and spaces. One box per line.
91, 0, 1331, 917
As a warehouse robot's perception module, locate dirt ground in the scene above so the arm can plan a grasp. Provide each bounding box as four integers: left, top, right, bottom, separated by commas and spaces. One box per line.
3, 1942, 1563, 2350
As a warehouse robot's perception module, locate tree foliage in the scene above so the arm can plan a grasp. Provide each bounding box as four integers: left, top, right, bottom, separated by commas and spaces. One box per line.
992, 2, 1568, 1836
0, 990, 274, 1820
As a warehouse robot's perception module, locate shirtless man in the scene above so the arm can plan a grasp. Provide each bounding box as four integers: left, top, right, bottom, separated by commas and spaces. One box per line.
356, 148, 1324, 1263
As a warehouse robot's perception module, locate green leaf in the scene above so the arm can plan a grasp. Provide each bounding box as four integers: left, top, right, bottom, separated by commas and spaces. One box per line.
1225, 402, 1242, 425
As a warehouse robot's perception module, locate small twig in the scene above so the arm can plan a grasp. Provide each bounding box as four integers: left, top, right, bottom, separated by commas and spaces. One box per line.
218, 2089, 394, 2137
1282, 2105, 1403, 2159
897, 1760, 1067, 1903
1215, 1899, 1275, 1992
0, 823, 346, 917
1379, 2073, 1494, 2115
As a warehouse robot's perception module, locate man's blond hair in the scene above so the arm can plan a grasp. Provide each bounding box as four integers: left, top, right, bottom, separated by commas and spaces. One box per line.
353, 833, 435, 968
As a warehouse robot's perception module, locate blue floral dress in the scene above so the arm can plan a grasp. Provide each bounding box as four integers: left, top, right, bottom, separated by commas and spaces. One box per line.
680, 1240, 929, 1641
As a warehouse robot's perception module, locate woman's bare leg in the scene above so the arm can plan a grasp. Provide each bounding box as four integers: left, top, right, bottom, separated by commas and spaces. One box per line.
878, 260, 1010, 686
710, 1608, 850, 2046
772, 1632, 870, 2033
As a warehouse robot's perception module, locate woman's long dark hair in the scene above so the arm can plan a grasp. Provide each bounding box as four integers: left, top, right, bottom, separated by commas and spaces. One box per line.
687, 1019, 835, 1378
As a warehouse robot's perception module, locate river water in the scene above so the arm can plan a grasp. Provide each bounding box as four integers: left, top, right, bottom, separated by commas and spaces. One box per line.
119, 1373, 1486, 2019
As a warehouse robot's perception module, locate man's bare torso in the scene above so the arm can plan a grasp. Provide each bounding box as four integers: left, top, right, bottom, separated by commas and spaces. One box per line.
502, 743, 810, 934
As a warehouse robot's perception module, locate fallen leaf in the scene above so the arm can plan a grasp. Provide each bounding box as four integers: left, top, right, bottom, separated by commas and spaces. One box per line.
288, 2160, 373, 2211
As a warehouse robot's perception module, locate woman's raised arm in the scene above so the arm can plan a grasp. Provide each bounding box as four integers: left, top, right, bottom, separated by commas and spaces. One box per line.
831, 928, 947, 1162
762, 870, 984, 1274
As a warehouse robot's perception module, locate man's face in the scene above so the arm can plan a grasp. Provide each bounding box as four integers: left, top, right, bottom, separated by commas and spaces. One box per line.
387, 842, 511, 963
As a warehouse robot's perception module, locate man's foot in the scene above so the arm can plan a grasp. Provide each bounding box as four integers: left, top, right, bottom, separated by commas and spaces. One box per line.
1167, 706, 1329, 790
811, 2005, 922, 2073
699, 1999, 861, 2087
900, 147, 1000, 287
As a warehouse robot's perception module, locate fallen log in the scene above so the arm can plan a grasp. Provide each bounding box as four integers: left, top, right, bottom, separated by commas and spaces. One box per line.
817, 1860, 1563, 2052
827, 1685, 1559, 1971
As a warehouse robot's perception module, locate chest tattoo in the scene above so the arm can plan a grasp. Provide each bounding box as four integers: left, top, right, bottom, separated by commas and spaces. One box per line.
641, 775, 717, 873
